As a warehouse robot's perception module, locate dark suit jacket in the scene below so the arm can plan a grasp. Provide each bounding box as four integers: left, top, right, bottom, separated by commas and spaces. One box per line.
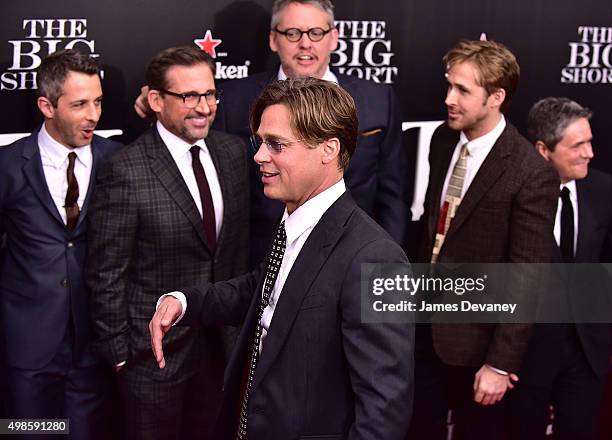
520, 169, 612, 380
179, 192, 414, 440
0, 131, 121, 369
215, 70, 408, 266
418, 122, 559, 372
86, 127, 249, 381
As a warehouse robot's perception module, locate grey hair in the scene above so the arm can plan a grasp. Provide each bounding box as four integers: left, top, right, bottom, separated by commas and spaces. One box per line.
270, 0, 335, 29
528, 97, 593, 151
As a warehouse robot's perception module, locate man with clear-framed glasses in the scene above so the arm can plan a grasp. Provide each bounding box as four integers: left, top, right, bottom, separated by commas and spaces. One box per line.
133, 0, 408, 271
86, 46, 249, 440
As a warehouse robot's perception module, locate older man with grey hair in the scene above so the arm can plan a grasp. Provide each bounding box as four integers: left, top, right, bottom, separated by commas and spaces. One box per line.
508, 97, 612, 440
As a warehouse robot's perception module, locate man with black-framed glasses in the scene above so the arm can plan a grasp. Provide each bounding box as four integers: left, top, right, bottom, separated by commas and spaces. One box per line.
219, 0, 409, 269
133, 0, 408, 271
87, 46, 249, 440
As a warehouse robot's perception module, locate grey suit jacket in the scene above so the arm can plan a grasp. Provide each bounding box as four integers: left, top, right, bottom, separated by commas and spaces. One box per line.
419, 122, 559, 372
86, 127, 249, 381
180, 192, 414, 440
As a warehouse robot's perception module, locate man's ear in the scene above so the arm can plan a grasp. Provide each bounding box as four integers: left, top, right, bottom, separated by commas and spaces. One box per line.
148, 89, 163, 113
321, 138, 340, 165
488, 88, 506, 110
37, 96, 55, 119
269, 30, 278, 53
535, 140, 551, 161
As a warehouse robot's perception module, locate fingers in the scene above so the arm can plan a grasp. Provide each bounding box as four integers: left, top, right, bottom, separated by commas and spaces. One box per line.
133, 86, 152, 119
149, 303, 171, 369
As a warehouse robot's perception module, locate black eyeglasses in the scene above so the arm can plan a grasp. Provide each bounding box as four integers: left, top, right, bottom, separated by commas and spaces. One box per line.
250, 134, 304, 154
273, 27, 333, 42
157, 89, 222, 108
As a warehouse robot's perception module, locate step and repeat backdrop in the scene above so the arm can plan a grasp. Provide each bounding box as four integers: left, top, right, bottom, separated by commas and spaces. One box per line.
1, 0, 611, 215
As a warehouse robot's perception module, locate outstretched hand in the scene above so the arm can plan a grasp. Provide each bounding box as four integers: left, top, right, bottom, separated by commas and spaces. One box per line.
149, 296, 183, 369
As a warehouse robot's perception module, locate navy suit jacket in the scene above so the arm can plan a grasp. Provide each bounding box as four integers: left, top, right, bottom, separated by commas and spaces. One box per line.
215, 70, 408, 267
0, 131, 121, 369
179, 192, 414, 440
520, 169, 612, 380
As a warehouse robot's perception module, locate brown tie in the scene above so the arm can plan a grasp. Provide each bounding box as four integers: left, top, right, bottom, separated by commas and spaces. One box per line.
190, 146, 216, 250
64, 151, 80, 230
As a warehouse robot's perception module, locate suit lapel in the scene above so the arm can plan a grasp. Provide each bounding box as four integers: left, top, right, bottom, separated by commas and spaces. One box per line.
575, 177, 595, 261
147, 128, 210, 250
74, 137, 102, 231
206, 131, 232, 251
445, 126, 513, 238
21, 132, 66, 229
252, 193, 353, 389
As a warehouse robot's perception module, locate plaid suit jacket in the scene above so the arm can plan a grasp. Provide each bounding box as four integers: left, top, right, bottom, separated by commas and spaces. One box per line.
419, 122, 559, 372
86, 127, 249, 381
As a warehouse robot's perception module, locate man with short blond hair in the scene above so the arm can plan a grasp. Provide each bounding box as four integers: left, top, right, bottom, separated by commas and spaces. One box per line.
411, 39, 558, 439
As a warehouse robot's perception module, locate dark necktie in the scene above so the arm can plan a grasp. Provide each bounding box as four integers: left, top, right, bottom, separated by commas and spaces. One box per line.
190, 146, 216, 250
237, 221, 287, 440
64, 151, 80, 230
560, 186, 574, 263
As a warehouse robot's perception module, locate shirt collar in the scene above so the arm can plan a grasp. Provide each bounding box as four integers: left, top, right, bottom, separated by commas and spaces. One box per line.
277, 66, 338, 84
38, 123, 93, 169
459, 115, 506, 156
156, 120, 209, 160
561, 180, 577, 199
281, 179, 346, 245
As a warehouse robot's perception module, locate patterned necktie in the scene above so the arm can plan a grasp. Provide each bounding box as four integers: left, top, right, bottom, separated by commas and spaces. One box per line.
64, 151, 80, 230
560, 187, 574, 263
190, 146, 216, 250
431, 143, 469, 263
237, 221, 287, 440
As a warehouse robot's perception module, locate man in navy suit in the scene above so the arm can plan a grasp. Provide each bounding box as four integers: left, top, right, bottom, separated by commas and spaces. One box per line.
508, 97, 612, 439
134, 0, 408, 268
150, 77, 414, 440
0, 50, 121, 439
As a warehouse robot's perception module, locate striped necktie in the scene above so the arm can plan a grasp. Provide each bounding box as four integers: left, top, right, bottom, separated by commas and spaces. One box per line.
431, 143, 469, 263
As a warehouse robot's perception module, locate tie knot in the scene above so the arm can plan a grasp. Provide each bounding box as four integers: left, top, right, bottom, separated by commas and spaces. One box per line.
276, 221, 287, 242
560, 186, 570, 200
190, 145, 200, 159
67, 151, 77, 164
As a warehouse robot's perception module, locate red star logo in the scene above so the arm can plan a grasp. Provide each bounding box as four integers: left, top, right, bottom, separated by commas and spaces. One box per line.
194, 30, 222, 58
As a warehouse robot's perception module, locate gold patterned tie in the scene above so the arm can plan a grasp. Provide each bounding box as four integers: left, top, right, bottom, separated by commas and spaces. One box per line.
431, 143, 469, 263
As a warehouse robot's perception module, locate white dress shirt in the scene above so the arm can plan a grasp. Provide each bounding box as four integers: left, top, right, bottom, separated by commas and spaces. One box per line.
156, 121, 223, 237
163, 179, 347, 345
38, 123, 92, 225
439, 116, 506, 208
277, 65, 338, 84
554, 180, 579, 253
258, 179, 346, 348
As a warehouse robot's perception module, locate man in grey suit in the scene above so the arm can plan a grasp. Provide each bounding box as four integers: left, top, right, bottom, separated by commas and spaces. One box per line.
86, 46, 249, 440
150, 77, 414, 440
410, 40, 559, 439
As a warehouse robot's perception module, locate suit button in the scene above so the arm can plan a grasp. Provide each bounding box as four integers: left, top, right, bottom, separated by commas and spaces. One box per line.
60, 279, 69, 287
67, 242, 74, 248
